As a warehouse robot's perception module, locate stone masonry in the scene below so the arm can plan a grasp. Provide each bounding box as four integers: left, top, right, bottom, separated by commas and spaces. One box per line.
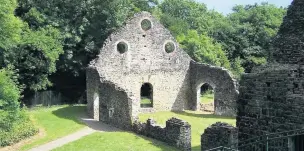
237, 0, 304, 150
201, 122, 238, 151
86, 11, 238, 129
133, 118, 191, 151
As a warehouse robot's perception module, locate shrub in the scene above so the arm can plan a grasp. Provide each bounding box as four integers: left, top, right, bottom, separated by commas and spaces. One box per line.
0, 110, 38, 147
0, 68, 20, 131
0, 68, 38, 147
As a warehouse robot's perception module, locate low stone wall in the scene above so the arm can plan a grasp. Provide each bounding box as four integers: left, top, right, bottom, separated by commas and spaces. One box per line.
201, 122, 238, 151
133, 118, 191, 151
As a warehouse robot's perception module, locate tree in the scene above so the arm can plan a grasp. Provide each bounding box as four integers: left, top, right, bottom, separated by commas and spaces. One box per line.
16, 0, 157, 102
213, 3, 286, 72
5, 26, 63, 91
177, 30, 231, 69
1, 0, 63, 97
0, 0, 24, 64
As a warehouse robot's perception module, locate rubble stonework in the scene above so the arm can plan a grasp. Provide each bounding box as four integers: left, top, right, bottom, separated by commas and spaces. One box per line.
201, 122, 238, 151
86, 12, 238, 129
236, 0, 304, 150
133, 118, 191, 151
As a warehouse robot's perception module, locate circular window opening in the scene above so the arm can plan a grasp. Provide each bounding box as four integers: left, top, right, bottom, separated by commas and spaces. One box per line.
165, 42, 175, 53
141, 19, 152, 31
117, 42, 128, 54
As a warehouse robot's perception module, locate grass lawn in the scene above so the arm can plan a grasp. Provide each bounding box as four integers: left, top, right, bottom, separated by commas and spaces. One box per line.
141, 97, 153, 107
20, 105, 86, 150
200, 92, 214, 104
52, 132, 177, 151
139, 111, 236, 151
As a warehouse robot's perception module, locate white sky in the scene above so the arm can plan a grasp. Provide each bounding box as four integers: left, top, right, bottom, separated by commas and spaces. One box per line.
195, 0, 293, 14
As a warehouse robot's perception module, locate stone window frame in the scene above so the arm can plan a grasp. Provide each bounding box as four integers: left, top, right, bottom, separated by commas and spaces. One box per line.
163, 40, 176, 54
139, 18, 153, 32
116, 40, 129, 54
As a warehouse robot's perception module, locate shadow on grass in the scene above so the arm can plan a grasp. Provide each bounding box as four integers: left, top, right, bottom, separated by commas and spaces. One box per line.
52, 105, 87, 126
172, 111, 235, 120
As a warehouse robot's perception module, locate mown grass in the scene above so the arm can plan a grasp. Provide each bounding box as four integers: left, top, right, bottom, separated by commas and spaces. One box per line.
52, 132, 177, 151
141, 97, 153, 107
20, 105, 86, 151
200, 91, 214, 104
19, 105, 235, 151
139, 111, 236, 151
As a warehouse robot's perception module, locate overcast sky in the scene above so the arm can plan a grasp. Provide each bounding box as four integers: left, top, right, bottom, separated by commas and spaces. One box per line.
195, 0, 293, 15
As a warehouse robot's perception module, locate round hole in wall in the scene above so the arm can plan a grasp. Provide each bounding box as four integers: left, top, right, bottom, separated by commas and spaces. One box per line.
141, 19, 152, 31
117, 41, 128, 54
165, 41, 175, 53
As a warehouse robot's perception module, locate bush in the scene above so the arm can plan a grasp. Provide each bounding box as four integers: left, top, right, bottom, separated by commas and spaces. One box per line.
0, 110, 38, 147
0, 68, 21, 130
0, 68, 38, 147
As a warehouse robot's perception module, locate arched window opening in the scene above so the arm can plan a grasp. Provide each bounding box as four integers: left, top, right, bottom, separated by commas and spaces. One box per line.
199, 83, 214, 113
140, 83, 153, 108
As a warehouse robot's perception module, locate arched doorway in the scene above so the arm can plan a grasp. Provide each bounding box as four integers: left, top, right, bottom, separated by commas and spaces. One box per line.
140, 83, 153, 108
197, 83, 214, 113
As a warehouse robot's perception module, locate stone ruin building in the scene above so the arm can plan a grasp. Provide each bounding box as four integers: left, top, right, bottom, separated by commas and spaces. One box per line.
86, 12, 238, 130
237, 0, 304, 150
201, 0, 304, 150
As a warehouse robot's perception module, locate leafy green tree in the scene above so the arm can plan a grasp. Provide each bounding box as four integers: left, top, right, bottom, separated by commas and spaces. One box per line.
5, 26, 63, 91
0, 0, 24, 64
213, 3, 286, 72
177, 30, 231, 69
16, 0, 156, 101
1, 0, 63, 94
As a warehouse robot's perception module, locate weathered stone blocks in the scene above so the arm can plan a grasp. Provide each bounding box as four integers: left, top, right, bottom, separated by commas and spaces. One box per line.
133, 118, 191, 151
86, 11, 238, 130
201, 122, 238, 151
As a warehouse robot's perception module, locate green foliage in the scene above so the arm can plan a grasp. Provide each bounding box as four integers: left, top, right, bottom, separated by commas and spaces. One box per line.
0, 68, 21, 130
213, 3, 286, 72
0, 110, 38, 147
0, 68, 37, 147
0, 0, 24, 50
7, 26, 64, 91
177, 30, 231, 69
159, 0, 237, 74
14, 0, 157, 101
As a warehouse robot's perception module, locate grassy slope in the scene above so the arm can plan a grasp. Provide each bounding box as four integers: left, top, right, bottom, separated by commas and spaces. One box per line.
20, 105, 86, 150
52, 132, 177, 151
139, 111, 236, 151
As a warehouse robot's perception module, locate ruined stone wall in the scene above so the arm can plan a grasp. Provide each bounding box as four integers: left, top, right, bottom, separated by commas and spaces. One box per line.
93, 12, 192, 113
133, 118, 191, 151
86, 67, 100, 120
87, 66, 135, 129
272, 0, 304, 64
98, 82, 133, 130
237, 64, 304, 150
190, 61, 238, 116
201, 122, 238, 151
